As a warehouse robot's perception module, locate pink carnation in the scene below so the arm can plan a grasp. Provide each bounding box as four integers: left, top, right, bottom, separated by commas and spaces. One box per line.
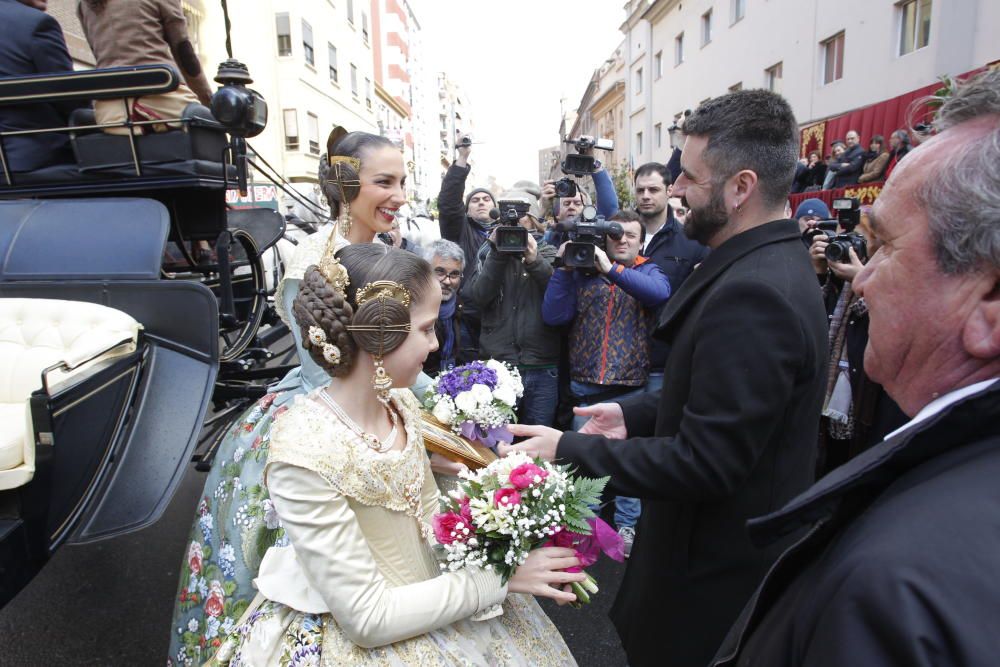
494, 487, 522, 507
458, 496, 473, 524
508, 462, 549, 490
432, 512, 470, 545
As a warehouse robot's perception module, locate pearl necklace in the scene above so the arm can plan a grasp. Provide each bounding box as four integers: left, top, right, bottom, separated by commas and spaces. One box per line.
317, 390, 399, 453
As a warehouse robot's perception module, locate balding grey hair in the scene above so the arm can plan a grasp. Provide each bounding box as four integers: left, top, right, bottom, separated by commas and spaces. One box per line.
423, 238, 465, 269
916, 68, 1000, 274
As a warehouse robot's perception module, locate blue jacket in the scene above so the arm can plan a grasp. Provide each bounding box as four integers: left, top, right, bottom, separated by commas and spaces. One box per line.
543, 257, 670, 386
0, 0, 83, 173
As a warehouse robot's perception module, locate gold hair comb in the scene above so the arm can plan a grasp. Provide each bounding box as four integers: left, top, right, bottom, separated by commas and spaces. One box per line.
355, 280, 412, 308
328, 155, 361, 170
316, 234, 350, 294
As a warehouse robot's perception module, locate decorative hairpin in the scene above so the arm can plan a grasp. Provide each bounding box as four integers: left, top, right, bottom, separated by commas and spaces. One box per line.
354, 280, 412, 308
316, 237, 350, 294
307, 325, 342, 366
328, 155, 361, 170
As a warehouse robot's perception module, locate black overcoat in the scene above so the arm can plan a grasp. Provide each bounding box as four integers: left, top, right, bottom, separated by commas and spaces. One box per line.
713, 380, 1000, 667
558, 219, 828, 667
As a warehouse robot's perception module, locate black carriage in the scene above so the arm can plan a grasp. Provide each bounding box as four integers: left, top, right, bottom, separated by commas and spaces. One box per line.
0, 62, 304, 606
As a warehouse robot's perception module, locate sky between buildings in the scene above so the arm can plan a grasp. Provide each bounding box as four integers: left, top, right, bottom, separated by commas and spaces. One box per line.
415, 0, 625, 188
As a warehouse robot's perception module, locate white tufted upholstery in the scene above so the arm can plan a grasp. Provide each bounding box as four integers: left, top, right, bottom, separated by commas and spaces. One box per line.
0, 298, 141, 490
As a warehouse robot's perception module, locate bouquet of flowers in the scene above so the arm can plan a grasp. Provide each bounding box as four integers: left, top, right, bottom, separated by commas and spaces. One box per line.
423, 360, 524, 448
432, 451, 625, 605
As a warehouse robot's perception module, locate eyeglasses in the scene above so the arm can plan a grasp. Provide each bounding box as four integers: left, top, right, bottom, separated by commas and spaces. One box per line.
434, 268, 463, 281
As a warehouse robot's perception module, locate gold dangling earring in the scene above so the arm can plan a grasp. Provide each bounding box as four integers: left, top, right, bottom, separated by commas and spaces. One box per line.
372, 356, 393, 405
340, 201, 352, 237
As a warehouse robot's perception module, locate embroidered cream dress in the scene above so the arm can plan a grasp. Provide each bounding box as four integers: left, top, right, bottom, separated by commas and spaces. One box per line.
214, 389, 575, 666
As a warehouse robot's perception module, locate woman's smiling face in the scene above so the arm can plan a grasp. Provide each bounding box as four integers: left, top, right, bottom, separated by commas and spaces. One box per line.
351, 145, 407, 235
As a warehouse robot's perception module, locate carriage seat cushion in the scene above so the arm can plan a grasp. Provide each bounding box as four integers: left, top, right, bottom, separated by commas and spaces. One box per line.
0, 299, 141, 489
70, 102, 227, 173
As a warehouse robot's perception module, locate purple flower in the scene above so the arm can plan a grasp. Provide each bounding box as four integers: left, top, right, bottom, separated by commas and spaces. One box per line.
435, 362, 498, 398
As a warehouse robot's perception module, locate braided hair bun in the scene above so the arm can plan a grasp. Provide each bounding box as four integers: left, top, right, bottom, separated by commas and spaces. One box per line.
291, 244, 434, 375
292, 266, 357, 377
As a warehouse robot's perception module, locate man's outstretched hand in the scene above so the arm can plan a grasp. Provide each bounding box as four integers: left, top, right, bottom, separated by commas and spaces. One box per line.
499, 424, 562, 461
574, 403, 627, 438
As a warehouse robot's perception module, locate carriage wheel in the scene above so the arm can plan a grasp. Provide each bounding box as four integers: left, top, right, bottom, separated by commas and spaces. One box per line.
217, 228, 267, 362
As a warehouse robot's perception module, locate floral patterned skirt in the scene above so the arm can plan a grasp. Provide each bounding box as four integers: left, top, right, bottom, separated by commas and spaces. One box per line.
213, 593, 576, 667
168, 388, 297, 666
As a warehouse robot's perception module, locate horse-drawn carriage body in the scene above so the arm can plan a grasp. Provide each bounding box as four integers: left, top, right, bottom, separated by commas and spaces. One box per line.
0, 63, 293, 606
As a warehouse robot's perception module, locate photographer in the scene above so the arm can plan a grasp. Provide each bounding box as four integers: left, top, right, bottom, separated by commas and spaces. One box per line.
437, 134, 494, 361
467, 193, 561, 427
806, 205, 907, 474
541, 210, 670, 554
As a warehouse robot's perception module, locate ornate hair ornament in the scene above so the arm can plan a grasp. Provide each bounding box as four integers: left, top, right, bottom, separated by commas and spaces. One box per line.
317, 235, 350, 294
354, 281, 412, 309
307, 325, 342, 366
347, 279, 412, 406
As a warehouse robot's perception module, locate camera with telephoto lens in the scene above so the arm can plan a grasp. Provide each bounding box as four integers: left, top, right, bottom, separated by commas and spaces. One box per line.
560, 135, 614, 177
825, 197, 867, 263
492, 200, 532, 254
555, 205, 624, 269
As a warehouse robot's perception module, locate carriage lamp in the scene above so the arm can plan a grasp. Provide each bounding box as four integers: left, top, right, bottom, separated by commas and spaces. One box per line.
211, 59, 267, 138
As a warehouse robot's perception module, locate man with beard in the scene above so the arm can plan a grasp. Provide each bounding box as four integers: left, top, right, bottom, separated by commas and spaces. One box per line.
503, 89, 828, 667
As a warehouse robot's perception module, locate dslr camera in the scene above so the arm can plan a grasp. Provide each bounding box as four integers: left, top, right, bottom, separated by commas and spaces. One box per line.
801, 197, 867, 263
492, 200, 532, 254
556, 205, 624, 269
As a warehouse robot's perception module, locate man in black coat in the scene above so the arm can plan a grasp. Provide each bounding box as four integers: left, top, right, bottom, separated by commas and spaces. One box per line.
437, 134, 495, 290
505, 90, 828, 667
0, 0, 83, 173
712, 68, 1000, 667
828, 129, 865, 187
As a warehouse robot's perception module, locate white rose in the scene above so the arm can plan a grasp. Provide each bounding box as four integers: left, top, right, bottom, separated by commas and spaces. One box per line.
471, 383, 493, 406
432, 398, 455, 424
454, 391, 478, 414
494, 385, 517, 407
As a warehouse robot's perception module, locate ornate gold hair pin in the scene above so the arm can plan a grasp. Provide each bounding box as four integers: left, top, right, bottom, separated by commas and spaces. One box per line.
355, 280, 412, 308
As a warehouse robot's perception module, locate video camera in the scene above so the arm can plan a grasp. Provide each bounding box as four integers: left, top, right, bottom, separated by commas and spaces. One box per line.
560, 135, 614, 177
491, 200, 532, 254
801, 197, 868, 263
555, 205, 624, 269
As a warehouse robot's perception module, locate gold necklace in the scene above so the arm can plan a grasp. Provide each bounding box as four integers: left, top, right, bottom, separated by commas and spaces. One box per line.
317, 390, 399, 453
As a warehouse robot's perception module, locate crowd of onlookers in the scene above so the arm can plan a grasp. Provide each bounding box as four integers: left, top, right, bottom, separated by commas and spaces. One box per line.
791, 127, 913, 193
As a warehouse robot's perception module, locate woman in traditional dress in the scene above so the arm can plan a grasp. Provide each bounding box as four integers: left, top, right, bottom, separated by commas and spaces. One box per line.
168, 128, 459, 665
212, 243, 581, 665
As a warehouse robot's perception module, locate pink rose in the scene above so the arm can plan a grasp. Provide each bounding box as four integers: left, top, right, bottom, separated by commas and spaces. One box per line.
494, 487, 522, 507
508, 463, 548, 489
432, 512, 470, 545
458, 496, 473, 525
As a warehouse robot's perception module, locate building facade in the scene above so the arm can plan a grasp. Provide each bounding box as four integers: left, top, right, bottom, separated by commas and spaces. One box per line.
616, 0, 1000, 167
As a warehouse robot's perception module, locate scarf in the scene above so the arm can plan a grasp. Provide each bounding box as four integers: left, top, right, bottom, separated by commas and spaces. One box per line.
822, 281, 866, 438
438, 294, 458, 369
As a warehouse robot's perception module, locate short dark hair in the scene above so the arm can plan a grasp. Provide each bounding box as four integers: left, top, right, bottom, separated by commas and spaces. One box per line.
682, 89, 799, 207
610, 209, 645, 243
634, 162, 670, 185
871, 134, 885, 148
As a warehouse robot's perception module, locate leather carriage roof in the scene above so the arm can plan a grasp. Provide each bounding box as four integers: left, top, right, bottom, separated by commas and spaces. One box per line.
0, 198, 168, 280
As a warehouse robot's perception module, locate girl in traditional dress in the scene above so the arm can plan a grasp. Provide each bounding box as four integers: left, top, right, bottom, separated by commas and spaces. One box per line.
168, 129, 460, 665
213, 243, 581, 665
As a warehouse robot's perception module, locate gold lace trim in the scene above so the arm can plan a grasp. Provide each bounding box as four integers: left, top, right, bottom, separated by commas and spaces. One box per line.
266, 389, 427, 519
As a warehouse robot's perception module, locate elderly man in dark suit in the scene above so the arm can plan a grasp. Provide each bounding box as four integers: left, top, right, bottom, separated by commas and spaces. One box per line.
504, 89, 828, 667
0, 0, 83, 173
712, 67, 1000, 667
